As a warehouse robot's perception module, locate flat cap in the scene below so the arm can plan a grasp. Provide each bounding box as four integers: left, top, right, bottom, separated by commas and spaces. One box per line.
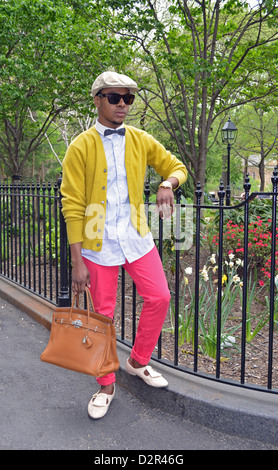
91, 71, 138, 96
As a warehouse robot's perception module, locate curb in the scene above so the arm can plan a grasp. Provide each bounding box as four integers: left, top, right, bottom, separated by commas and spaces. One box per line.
1, 277, 277, 446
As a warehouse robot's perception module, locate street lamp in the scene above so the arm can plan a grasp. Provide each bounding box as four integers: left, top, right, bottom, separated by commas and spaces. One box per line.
221, 117, 238, 205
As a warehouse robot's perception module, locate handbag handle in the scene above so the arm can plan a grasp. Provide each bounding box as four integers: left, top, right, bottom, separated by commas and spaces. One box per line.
70, 286, 96, 321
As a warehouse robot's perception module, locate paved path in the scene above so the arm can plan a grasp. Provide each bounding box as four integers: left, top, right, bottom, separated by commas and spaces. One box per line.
0, 296, 277, 451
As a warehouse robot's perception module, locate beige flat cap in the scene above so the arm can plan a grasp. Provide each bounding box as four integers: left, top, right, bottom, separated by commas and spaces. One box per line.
91, 71, 138, 96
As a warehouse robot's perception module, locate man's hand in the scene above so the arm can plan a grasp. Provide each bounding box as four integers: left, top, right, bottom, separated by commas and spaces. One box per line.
70, 242, 91, 294
156, 177, 179, 219
156, 187, 175, 219
71, 260, 91, 295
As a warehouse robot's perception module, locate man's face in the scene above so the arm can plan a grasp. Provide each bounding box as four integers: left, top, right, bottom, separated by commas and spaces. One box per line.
94, 87, 131, 128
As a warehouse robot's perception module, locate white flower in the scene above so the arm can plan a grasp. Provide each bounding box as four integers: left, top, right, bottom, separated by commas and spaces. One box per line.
210, 254, 216, 264
236, 258, 242, 265
185, 267, 193, 275
229, 261, 234, 268
228, 253, 235, 260
212, 265, 218, 273
232, 275, 241, 283
275, 275, 278, 290
201, 266, 209, 281
221, 335, 236, 348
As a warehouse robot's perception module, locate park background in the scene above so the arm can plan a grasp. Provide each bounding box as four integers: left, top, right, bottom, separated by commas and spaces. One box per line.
1, 0, 278, 392
1, 0, 278, 196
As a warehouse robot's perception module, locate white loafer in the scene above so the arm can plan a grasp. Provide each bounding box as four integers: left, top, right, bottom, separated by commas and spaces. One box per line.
87, 385, 115, 419
126, 358, 168, 388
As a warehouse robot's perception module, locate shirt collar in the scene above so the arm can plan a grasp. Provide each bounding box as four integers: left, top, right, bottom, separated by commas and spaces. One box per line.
96, 119, 125, 137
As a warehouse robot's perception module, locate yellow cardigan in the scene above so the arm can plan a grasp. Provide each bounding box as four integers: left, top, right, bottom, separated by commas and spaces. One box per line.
61, 124, 187, 251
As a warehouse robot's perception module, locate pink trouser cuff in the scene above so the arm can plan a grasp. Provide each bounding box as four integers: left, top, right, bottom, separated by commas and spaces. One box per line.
97, 373, 116, 386
130, 349, 149, 366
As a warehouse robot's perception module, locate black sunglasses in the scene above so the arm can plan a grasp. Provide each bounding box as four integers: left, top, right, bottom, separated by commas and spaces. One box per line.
97, 92, 135, 105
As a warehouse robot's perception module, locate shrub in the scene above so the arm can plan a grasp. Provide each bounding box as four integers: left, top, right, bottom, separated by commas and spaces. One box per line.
211, 216, 278, 280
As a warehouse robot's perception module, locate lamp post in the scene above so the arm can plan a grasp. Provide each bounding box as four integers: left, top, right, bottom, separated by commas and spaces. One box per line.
221, 117, 238, 206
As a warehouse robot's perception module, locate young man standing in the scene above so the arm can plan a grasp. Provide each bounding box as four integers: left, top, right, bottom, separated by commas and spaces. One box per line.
61, 71, 187, 419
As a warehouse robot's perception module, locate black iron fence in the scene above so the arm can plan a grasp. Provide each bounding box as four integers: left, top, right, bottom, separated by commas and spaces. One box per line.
0, 179, 61, 303
0, 171, 277, 394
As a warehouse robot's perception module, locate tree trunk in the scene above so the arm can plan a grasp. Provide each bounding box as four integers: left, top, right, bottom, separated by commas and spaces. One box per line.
259, 160, 265, 191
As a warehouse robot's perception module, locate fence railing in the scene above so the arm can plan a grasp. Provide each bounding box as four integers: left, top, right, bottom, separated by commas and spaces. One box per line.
0, 180, 61, 304
0, 171, 277, 394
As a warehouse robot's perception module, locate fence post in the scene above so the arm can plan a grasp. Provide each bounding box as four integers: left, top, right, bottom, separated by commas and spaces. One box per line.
216, 180, 225, 378
240, 173, 251, 384
268, 167, 278, 389
174, 187, 182, 365
194, 181, 202, 372
57, 174, 70, 307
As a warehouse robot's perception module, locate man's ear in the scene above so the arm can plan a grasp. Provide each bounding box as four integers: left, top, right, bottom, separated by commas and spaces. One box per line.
94, 95, 100, 109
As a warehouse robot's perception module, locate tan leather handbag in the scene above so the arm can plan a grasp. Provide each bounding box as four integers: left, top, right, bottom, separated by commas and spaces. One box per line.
41, 287, 119, 377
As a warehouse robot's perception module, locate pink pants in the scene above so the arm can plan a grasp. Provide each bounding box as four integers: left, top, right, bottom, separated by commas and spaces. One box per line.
82, 247, 171, 386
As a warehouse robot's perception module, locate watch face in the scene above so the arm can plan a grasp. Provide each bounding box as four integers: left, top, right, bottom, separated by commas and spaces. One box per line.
161, 181, 172, 188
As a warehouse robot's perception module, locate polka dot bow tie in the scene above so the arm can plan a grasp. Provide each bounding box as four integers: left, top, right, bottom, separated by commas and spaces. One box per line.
104, 128, 126, 136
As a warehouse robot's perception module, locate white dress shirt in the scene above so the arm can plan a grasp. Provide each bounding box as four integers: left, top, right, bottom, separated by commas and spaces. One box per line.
81, 120, 154, 266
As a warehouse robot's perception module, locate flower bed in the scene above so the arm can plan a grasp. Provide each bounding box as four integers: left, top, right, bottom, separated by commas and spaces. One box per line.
211, 216, 278, 281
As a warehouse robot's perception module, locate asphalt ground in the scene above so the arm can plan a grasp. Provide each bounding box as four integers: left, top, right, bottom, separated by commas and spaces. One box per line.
1, 292, 277, 452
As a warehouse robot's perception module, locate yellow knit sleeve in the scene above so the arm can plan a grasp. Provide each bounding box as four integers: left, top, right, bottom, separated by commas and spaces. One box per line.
146, 134, 187, 187
60, 144, 87, 245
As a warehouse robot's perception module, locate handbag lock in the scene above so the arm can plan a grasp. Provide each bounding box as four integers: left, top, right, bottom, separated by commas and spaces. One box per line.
72, 319, 83, 328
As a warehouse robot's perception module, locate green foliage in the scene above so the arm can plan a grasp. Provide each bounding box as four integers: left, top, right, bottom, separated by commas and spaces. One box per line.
0, 0, 132, 177
1, 0, 278, 186
104, 0, 278, 189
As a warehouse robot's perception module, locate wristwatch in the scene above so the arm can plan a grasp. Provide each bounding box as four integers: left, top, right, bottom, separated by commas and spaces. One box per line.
159, 181, 173, 190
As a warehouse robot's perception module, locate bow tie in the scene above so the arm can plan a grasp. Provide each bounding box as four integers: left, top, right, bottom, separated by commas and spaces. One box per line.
104, 128, 126, 136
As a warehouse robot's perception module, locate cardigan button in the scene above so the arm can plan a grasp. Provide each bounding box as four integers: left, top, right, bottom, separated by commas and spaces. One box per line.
102, 186, 105, 190
96, 243, 100, 247
103, 169, 107, 172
